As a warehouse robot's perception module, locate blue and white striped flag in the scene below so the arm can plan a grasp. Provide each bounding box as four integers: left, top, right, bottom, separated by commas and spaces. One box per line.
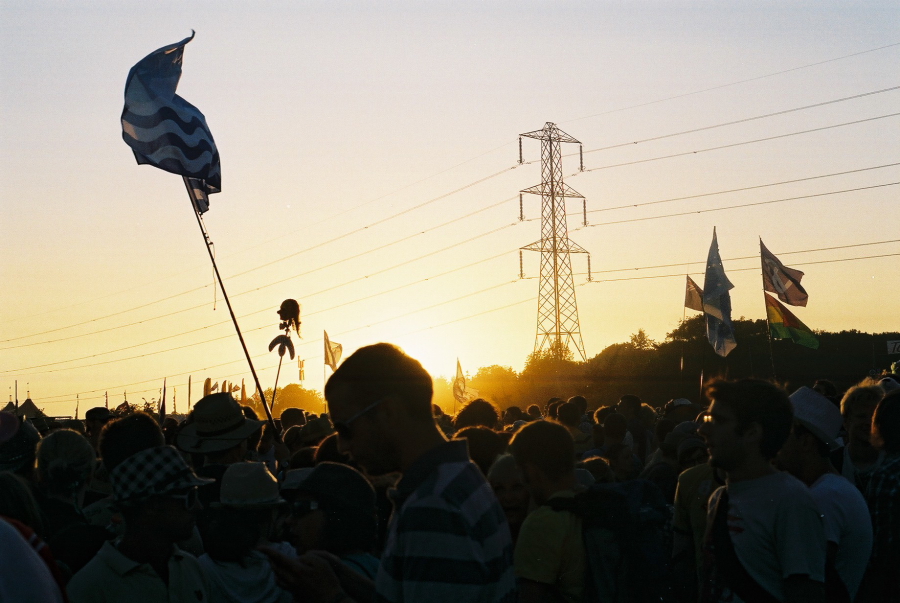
121, 32, 221, 205
702, 228, 737, 357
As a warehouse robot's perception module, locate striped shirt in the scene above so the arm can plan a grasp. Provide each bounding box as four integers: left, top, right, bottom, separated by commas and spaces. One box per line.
375, 440, 516, 603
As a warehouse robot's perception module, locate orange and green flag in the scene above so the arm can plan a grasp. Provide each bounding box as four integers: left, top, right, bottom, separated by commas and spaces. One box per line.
765, 293, 818, 349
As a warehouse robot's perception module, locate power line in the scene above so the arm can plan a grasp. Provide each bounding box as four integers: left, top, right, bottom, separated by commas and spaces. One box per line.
524, 162, 900, 222
0, 197, 519, 348
563, 41, 900, 123
579, 251, 900, 283
586, 163, 899, 215
0, 149, 523, 328
4, 278, 520, 376
226, 167, 520, 280
1, 250, 516, 374
11, 110, 894, 345
583, 182, 899, 228
567, 86, 900, 156
37, 353, 277, 404
21, 236, 897, 375
0, 167, 523, 341
7, 178, 894, 363
578, 113, 900, 173
0, 322, 268, 375
32, 246, 900, 404
589, 239, 900, 275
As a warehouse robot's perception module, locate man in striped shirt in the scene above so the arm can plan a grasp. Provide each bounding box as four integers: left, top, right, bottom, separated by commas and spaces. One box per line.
265, 343, 516, 603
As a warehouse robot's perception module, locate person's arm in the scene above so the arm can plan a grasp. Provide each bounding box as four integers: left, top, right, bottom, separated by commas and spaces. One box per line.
518, 578, 567, 603
307, 550, 376, 603
260, 546, 363, 603
783, 574, 824, 603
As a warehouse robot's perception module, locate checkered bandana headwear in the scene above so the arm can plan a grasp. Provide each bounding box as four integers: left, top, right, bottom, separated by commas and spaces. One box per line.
109, 445, 212, 502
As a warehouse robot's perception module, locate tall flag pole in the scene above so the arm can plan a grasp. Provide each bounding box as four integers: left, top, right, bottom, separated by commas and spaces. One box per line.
323, 331, 342, 414
759, 238, 814, 377
324, 331, 342, 371
453, 359, 467, 415
121, 33, 274, 433
75, 394, 80, 420
159, 378, 167, 424
187, 375, 192, 411
702, 228, 737, 357
683, 275, 704, 386
105, 391, 109, 410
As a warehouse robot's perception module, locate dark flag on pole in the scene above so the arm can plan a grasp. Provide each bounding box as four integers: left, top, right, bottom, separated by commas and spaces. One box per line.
760, 239, 808, 307
159, 378, 167, 424
121, 32, 221, 203
703, 228, 737, 357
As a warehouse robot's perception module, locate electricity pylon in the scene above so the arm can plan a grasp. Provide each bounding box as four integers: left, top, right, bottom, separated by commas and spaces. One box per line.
518, 122, 591, 361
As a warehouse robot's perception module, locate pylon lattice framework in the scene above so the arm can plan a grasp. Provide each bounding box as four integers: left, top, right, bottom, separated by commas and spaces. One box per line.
518, 122, 591, 361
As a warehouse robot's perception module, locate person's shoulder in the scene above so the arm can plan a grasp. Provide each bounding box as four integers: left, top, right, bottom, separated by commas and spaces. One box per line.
172, 545, 203, 568
767, 470, 813, 493
811, 473, 863, 498
765, 471, 821, 505
870, 453, 900, 480
414, 459, 491, 509
522, 492, 580, 529
66, 548, 114, 601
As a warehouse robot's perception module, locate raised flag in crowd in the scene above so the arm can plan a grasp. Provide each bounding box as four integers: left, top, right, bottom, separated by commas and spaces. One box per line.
324, 331, 342, 371
765, 293, 819, 349
684, 275, 704, 312
760, 239, 809, 307
453, 359, 467, 404
121, 31, 221, 208
702, 228, 737, 357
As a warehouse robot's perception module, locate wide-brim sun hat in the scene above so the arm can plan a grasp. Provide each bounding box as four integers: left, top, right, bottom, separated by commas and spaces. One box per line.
177, 392, 265, 454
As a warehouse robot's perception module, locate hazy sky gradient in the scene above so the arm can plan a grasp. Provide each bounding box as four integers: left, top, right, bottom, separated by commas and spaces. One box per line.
1, 1, 898, 415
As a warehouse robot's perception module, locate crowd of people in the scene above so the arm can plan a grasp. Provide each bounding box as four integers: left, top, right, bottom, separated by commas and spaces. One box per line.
1, 341, 898, 603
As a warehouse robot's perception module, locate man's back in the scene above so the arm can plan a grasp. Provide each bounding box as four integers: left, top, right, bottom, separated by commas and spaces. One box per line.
514, 490, 585, 603
376, 440, 515, 603
703, 471, 826, 602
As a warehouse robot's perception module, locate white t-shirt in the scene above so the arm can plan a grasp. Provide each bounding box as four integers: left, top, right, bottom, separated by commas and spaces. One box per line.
809, 473, 873, 599
0, 519, 65, 603
199, 541, 296, 603
706, 471, 826, 602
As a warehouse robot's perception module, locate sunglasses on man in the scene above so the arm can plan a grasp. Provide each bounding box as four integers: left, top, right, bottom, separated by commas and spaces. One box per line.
333, 396, 388, 439
166, 487, 200, 510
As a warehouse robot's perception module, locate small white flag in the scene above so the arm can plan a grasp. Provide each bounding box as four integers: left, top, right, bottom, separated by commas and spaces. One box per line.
453, 360, 466, 404
324, 331, 342, 370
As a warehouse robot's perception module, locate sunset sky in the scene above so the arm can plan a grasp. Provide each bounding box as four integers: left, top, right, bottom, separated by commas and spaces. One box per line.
1, 1, 898, 416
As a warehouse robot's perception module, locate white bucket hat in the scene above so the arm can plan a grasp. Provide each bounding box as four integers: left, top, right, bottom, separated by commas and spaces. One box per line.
212, 462, 285, 509
789, 387, 843, 451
